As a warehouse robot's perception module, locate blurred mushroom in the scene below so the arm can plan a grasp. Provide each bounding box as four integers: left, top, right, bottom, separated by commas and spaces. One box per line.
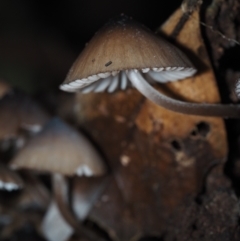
0, 80, 11, 99
0, 164, 23, 191
52, 174, 108, 239
235, 78, 240, 99
0, 90, 50, 152
71, 176, 108, 222
10, 118, 106, 176
10, 118, 108, 240
60, 15, 240, 118
0, 171, 50, 241
17, 173, 50, 211
41, 200, 74, 241
0, 169, 49, 240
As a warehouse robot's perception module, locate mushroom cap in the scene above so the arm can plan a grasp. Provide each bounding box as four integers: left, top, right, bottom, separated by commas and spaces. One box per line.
60, 14, 196, 92
0, 90, 49, 140
10, 118, 106, 177
0, 80, 11, 99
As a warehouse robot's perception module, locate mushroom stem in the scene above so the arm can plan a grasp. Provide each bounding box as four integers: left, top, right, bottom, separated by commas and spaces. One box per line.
235, 78, 240, 99
127, 70, 240, 118
52, 173, 107, 241
52, 173, 79, 230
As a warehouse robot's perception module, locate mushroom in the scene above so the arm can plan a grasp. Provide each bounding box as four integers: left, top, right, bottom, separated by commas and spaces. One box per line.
0, 171, 49, 240
0, 80, 11, 99
0, 164, 23, 192
10, 118, 106, 176
10, 118, 108, 240
59, 15, 240, 118
236, 78, 240, 99
17, 173, 50, 211
0, 90, 50, 152
71, 176, 108, 221
41, 200, 74, 241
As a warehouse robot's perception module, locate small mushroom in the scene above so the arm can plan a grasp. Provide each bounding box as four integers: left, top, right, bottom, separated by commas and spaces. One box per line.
0, 164, 23, 192
52, 174, 109, 241
41, 200, 74, 241
0, 80, 11, 99
10, 118, 107, 240
17, 173, 50, 211
10, 118, 106, 176
71, 176, 108, 221
60, 15, 240, 118
0, 90, 50, 152
235, 78, 240, 99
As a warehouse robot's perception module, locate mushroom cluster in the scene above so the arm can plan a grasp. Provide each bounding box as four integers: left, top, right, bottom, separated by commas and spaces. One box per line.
1, 10, 240, 241
60, 15, 240, 118
0, 86, 109, 241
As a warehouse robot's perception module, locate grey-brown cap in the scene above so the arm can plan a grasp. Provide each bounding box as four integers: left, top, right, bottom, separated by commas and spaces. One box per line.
60, 14, 196, 93
0, 91, 49, 140
10, 118, 107, 177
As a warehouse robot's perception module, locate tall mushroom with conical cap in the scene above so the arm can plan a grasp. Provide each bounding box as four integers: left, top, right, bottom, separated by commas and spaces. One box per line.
60, 14, 240, 118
